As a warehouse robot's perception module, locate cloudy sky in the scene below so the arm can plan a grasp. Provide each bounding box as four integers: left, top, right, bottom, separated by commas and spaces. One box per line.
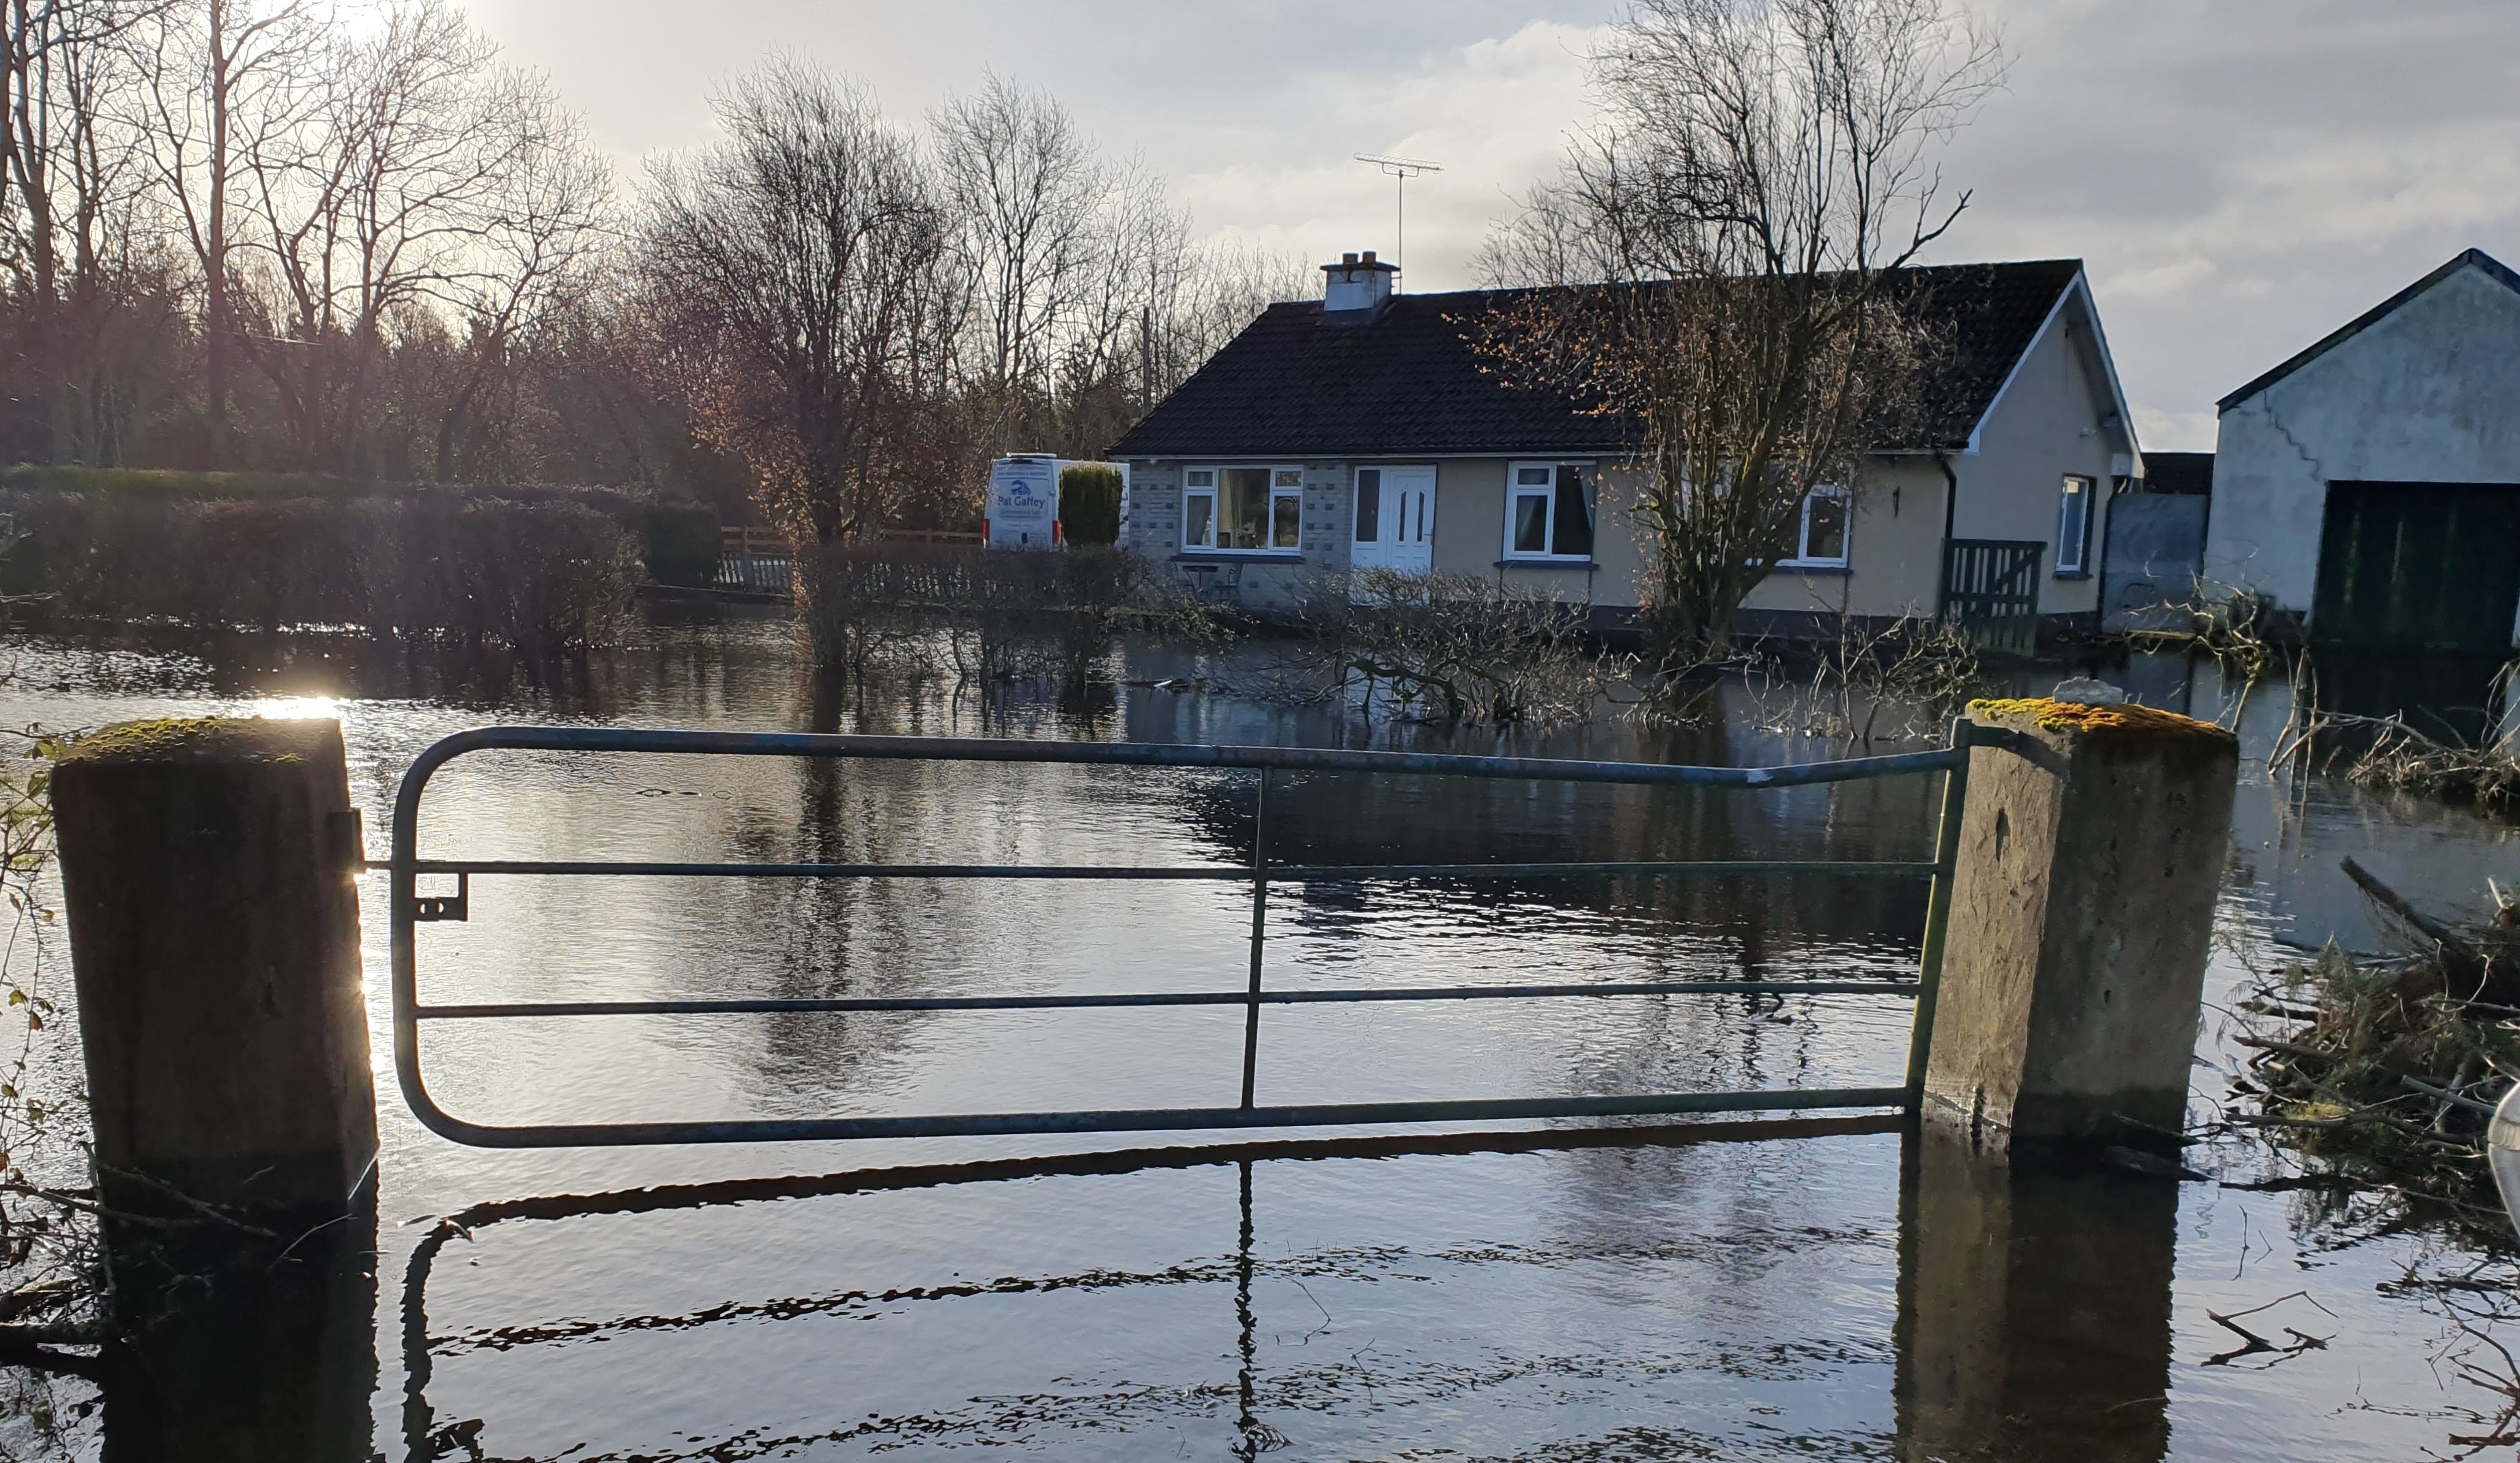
458, 0, 2520, 450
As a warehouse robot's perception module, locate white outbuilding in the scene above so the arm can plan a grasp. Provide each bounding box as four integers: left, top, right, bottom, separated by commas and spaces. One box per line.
2203, 248, 2520, 660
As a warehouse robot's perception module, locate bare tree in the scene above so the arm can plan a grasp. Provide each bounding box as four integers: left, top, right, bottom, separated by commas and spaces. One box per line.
131, 0, 324, 465
641, 59, 969, 544
1478, 0, 2003, 661
1154, 235, 1310, 395
934, 76, 1274, 463
1, 0, 180, 464
0, 22, 1345, 491
932, 72, 1100, 450
1038, 156, 1195, 458
216, 0, 607, 476
420, 87, 611, 483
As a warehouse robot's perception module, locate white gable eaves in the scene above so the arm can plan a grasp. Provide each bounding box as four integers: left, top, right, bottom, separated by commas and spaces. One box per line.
2066, 271, 2143, 462
2217, 248, 2520, 414
1960, 280, 2070, 456
1959, 267, 2139, 463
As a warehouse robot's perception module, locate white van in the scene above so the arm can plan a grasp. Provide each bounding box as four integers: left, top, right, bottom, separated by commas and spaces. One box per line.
984, 456, 1130, 551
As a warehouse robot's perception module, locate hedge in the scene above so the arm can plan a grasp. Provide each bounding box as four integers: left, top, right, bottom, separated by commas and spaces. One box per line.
0, 466, 359, 499
0, 491, 642, 650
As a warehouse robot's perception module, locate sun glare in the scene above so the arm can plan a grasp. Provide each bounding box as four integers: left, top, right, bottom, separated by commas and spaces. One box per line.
246, 695, 345, 723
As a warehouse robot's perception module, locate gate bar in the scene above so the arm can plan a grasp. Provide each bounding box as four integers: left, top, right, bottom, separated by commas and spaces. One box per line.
416, 979, 1923, 1020
396, 1085, 1916, 1149
405, 858, 1940, 881
391, 727, 1969, 1150
390, 725, 1962, 790
1240, 768, 1270, 1108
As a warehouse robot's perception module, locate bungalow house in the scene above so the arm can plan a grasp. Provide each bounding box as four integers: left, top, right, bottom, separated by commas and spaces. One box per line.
1111, 252, 2143, 647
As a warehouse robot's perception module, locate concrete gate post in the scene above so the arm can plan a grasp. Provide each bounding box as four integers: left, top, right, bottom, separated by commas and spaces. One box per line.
1920, 698, 2239, 1147
52, 717, 377, 1223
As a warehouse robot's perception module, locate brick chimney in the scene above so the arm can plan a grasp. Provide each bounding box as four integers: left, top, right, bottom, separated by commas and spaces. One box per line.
1322, 250, 1399, 314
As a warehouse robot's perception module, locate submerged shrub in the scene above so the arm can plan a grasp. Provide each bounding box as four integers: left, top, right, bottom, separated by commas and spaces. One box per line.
1269, 570, 1631, 725
803, 542, 1217, 686
456, 502, 644, 652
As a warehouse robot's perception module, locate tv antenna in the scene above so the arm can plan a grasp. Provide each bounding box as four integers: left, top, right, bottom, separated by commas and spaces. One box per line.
1354, 154, 1442, 291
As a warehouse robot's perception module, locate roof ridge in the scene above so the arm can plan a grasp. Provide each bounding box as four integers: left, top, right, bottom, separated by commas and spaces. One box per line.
1110, 257, 2088, 460
2218, 248, 2520, 411
1248, 258, 2089, 315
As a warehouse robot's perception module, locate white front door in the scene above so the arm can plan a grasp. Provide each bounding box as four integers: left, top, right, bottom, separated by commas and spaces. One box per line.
1350, 466, 1435, 577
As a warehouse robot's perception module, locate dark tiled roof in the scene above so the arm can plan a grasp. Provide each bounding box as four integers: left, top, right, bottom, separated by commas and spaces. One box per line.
2216, 248, 2520, 411
1112, 289, 1626, 460
1109, 259, 2087, 460
2140, 450, 2214, 495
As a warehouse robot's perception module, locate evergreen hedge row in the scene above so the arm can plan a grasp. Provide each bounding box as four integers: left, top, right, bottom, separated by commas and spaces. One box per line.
0, 491, 644, 650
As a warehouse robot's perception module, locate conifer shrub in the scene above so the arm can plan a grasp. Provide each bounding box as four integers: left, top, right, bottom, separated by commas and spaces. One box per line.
641, 500, 724, 586
1057, 464, 1124, 547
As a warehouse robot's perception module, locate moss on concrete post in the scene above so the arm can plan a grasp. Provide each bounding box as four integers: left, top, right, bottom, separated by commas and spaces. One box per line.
1921, 697, 2238, 1146
53, 717, 375, 1223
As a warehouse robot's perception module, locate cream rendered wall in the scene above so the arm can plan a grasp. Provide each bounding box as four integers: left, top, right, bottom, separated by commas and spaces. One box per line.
1741, 457, 1951, 621
1585, 463, 1651, 607
1429, 459, 1506, 577
1947, 303, 2123, 616
1453, 458, 1644, 608
1126, 456, 1573, 605
1629, 292, 2126, 625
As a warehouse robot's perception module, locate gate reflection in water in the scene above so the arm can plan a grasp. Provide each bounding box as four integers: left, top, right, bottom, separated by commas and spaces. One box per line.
390, 727, 1970, 1147
393, 1121, 2179, 1462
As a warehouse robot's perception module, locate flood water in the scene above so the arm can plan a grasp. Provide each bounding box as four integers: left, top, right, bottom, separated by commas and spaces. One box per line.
7, 618, 2520, 1460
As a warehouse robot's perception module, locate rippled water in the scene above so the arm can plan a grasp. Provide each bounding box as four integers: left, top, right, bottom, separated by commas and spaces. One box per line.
7, 619, 2520, 1460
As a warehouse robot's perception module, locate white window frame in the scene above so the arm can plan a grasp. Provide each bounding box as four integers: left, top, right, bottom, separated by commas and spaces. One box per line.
1501, 461, 1597, 562
1778, 484, 1852, 569
1182, 465, 1304, 554
2054, 474, 2094, 576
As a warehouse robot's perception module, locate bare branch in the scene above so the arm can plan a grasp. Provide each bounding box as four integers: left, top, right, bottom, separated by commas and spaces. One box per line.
1475, 0, 2003, 667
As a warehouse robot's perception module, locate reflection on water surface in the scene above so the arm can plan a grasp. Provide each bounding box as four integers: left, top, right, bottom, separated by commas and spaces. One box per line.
4, 621, 2517, 1460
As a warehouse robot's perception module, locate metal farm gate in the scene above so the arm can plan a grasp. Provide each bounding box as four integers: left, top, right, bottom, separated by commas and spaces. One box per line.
388, 726, 1983, 1148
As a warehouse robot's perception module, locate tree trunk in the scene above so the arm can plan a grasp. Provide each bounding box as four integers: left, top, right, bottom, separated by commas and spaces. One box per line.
203, 0, 232, 467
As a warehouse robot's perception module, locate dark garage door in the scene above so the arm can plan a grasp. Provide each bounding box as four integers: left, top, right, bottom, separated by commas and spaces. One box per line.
2312, 480, 2520, 740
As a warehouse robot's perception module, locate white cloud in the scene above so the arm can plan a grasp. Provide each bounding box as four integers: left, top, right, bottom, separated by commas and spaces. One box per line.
1941, 0, 2520, 445
1173, 19, 1602, 283
459, 0, 2520, 451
